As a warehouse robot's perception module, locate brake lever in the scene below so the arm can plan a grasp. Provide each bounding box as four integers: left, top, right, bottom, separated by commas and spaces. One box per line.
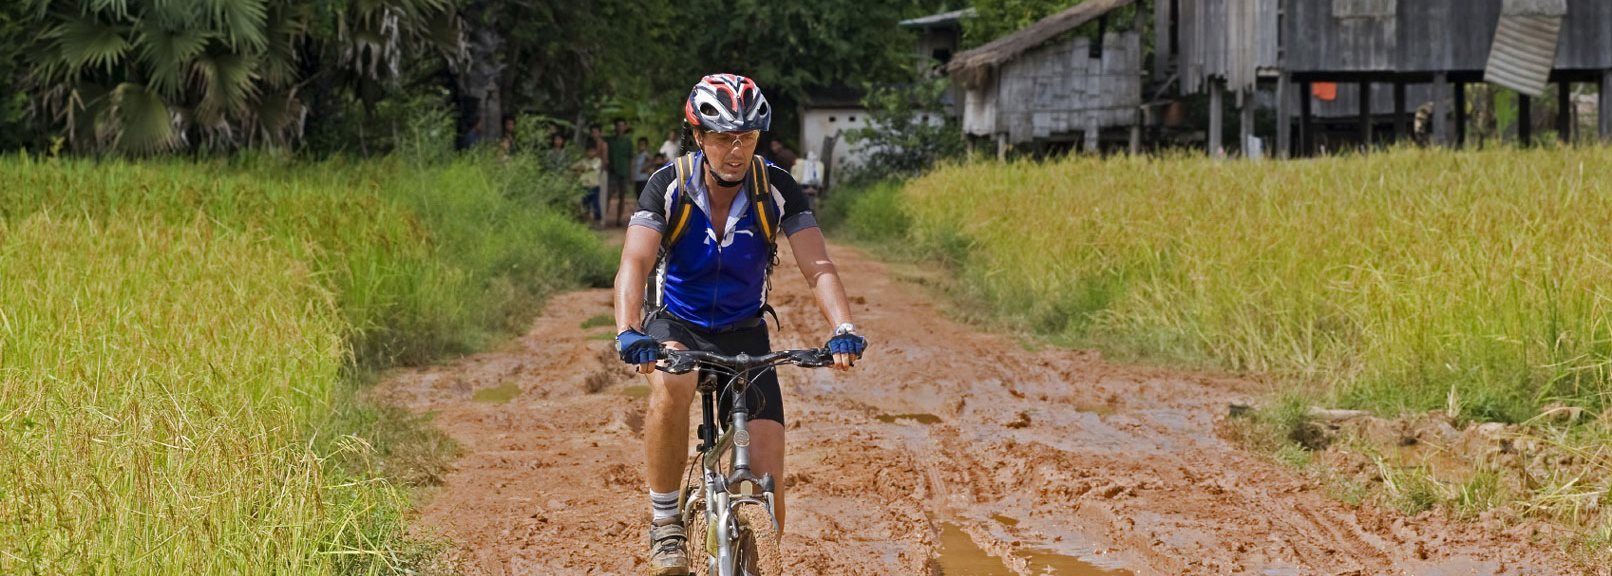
790, 348, 835, 368
658, 349, 699, 374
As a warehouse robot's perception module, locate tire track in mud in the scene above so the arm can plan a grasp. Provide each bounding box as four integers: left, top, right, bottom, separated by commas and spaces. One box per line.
375, 241, 1580, 575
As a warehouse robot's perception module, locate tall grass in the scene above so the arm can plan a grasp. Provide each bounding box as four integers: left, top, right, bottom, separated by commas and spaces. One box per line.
890, 147, 1612, 422
0, 153, 609, 573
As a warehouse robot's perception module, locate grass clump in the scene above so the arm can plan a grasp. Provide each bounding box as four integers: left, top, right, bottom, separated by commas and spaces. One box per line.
0, 153, 607, 573
894, 147, 1612, 422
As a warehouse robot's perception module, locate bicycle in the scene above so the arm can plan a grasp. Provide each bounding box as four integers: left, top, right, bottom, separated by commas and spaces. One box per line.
657, 347, 835, 576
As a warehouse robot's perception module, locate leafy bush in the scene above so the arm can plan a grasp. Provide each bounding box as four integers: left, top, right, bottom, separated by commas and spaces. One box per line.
840, 78, 965, 187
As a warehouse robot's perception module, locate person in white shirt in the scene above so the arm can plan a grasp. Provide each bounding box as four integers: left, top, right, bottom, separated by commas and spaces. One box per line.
657, 129, 680, 162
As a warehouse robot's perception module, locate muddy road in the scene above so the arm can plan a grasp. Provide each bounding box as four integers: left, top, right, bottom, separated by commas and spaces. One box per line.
376, 241, 1578, 575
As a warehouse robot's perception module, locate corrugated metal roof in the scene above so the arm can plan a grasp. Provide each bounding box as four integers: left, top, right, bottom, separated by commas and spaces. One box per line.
1484, 14, 1562, 96
944, 0, 1135, 89
899, 8, 976, 29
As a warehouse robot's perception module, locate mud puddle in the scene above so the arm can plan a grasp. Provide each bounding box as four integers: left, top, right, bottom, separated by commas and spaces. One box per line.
876, 412, 942, 425
470, 382, 520, 403
933, 520, 1127, 576
933, 521, 1012, 575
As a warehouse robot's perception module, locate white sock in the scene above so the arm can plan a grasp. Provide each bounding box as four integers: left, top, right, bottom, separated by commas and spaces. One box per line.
650, 489, 679, 522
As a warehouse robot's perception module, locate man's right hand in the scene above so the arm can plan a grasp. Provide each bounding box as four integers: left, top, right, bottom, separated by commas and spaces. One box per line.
616, 328, 660, 373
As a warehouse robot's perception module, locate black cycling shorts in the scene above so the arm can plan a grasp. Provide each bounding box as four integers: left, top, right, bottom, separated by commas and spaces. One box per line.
645, 314, 784, 426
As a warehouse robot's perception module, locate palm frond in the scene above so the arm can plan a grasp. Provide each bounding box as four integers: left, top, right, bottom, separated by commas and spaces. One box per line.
108, 81, 178, 153
203, 0, 269, 51
48, 18, 131, 73
87, 0, 131, 19
258, 5, 304, 87
192, 49, 259, 127
249, 88, 304, 146
135, 23, 211, 97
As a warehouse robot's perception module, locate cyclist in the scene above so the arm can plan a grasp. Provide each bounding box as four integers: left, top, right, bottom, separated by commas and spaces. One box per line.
613, 73, 868, 576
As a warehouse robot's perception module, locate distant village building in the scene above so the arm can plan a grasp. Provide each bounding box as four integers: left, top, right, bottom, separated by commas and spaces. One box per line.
900, 7, 973, 76
932, 0, 1612, 158
945, 0, 1144, 156
797, 10, 970, 188
1166, 0, 1612, 156
797, 86, 871, 189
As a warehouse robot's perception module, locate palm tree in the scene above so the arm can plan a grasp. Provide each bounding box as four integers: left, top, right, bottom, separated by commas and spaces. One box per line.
24, 0, 457, 154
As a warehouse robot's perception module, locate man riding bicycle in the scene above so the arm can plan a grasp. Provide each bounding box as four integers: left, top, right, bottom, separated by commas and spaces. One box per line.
613, 73, 868, 576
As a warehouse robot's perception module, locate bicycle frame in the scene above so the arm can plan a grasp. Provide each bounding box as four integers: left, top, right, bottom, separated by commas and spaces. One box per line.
662, 349, 828, 576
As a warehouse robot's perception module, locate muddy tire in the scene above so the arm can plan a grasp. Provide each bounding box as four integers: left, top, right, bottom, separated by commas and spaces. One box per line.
735, 505, 782, 576
684, 498, 713, 574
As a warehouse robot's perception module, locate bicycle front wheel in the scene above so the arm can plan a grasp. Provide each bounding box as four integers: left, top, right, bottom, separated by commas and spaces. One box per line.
735, 505, 781, 576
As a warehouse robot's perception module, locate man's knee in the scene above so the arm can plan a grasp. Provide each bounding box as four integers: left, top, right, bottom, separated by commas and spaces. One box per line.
649, 340, 696, 408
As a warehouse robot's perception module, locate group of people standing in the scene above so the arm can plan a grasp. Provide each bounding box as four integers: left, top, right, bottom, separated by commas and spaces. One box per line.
532, 118, 805, 228
554, 120, 681, 228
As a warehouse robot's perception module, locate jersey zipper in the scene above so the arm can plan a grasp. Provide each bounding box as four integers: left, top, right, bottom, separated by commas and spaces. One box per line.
708, 226, 723, 328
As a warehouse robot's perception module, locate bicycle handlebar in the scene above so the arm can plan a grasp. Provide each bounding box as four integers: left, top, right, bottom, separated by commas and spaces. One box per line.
655, 348, 835, 375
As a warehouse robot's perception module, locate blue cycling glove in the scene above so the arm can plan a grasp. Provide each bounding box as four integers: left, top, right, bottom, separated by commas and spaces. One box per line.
826, 324, 867, 356
616, 329, 660, 365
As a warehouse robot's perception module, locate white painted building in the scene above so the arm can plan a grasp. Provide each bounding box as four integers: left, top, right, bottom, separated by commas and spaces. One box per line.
797, 101, 871, 188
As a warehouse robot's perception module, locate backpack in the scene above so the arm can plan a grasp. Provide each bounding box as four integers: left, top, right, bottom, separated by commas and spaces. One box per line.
643, 153, 782, 326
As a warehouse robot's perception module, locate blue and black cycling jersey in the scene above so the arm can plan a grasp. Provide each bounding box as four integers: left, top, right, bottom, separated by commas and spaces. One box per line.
629, 152, 817, 330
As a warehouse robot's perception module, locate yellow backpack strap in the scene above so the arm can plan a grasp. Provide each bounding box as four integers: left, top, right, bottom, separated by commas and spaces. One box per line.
749, 155, 776, 242
665, 154, 696, 246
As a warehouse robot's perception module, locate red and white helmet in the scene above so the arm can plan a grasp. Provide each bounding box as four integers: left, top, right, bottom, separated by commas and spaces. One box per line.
684, 73, 772, 132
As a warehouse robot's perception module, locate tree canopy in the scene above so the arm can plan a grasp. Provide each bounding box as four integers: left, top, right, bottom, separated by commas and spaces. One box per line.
0, 0, 956, 156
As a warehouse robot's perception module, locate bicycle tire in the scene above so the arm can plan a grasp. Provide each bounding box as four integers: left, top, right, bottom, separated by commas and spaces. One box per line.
735, 505, 781, 576
684, 496, 715, 574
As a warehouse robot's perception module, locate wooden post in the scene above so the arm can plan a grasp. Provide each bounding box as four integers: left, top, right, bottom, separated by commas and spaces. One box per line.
1602, 71, 1612, 142
1519, 93, 1533, 146
1358, 80, 1372, 150
1277, 73, 1293, 158
1454, 82, 1467, 149
1129, 108, 1142, 155
1209, 79, 1224, 157
1557, 80, 1572, 144
1240, 89, 1255, 157
1393, 81, 1408, 144
1085, 119, 1101, 154
1433, 73, 1451, 146
1300, 80, 1314, 156
996, 133, 1008, 161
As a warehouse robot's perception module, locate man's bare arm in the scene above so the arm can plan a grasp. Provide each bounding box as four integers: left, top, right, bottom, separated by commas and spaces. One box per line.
615, 226, 664, 334
786, 227, 857, 369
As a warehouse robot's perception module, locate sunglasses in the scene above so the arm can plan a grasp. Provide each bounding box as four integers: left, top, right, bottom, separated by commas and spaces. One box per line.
701, 130, 761, 149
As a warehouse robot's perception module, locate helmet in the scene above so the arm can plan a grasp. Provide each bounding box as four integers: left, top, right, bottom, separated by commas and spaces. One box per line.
684, 73, 772, 132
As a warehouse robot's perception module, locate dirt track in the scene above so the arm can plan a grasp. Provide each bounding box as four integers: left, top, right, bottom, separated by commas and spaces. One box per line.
375, 240, 1580, 575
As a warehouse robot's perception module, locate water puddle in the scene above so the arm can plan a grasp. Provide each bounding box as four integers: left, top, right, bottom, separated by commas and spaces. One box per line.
876, 412, 942, 425
471, 382, 521, 404
932, 520, 1129, 576
933, 521, 1013, 576
991, 513, 1020, 528
620, 385, 650, 399
1072, 400, 1117, 416
1021, 547, 1130, 575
